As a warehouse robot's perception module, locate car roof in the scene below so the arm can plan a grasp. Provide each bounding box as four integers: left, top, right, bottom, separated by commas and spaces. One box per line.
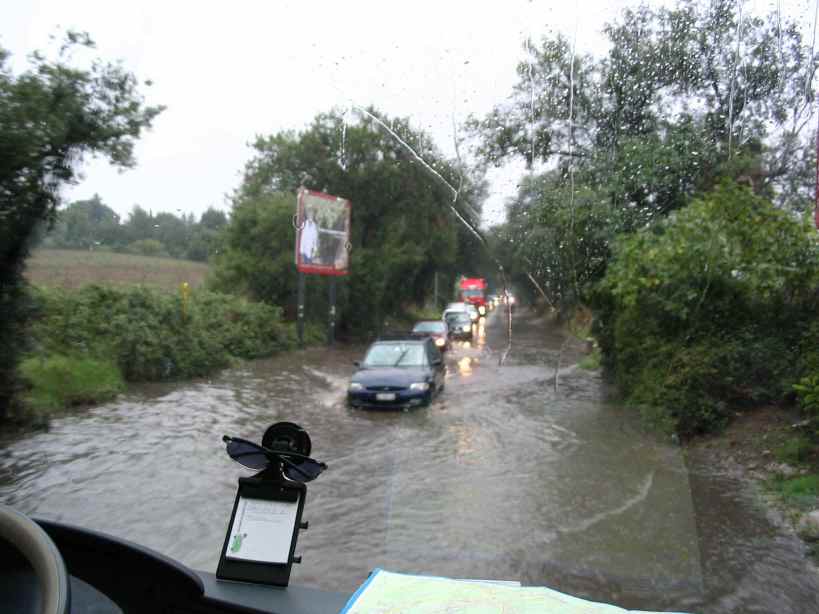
413, 320, 445, 326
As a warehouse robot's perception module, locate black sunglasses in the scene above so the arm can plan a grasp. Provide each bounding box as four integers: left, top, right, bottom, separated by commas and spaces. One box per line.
222, 435, 328, 483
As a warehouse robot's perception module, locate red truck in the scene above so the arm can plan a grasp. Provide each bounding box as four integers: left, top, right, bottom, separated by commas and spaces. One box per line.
459, 277, 488, 316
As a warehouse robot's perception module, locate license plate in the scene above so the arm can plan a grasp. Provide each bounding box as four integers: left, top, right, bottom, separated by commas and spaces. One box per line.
376, 392, 396, 401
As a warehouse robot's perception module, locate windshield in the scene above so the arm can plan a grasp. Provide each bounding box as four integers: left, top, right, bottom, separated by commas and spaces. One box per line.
363, 343, 427, 367
412, 322, 446, 334
3, 1, 819, 612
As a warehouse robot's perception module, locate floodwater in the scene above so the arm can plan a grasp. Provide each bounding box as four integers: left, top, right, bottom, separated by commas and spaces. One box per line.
2, 308, 818, 612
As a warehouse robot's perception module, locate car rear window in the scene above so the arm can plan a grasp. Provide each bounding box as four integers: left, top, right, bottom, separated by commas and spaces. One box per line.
363, 343, 428, 367
413, 322, 446, 333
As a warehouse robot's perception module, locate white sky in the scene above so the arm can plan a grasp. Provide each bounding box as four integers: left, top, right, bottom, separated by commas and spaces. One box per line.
1, 0, 815, 227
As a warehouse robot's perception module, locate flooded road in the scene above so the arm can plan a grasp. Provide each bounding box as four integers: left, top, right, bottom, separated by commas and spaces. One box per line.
2, 308, 818, 612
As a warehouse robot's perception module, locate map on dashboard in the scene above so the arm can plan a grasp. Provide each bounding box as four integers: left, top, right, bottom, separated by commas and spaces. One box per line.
340, 569, 689, 614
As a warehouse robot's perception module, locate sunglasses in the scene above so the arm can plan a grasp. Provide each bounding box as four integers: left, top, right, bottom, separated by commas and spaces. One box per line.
222, 435, 327, 483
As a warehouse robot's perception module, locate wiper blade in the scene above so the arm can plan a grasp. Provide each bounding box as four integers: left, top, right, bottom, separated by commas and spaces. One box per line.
392, 349, 409, 367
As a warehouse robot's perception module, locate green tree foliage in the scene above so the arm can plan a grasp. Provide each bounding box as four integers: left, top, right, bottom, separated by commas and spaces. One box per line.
188, 207, 228, 262
209, 192, 298, 312
210, 109, 485, 335
43, 199, 228, 262
592, 182, 819, 435
44, 194, 123, 249
123, 205, 155, 245
0, 33, 162, 418
473, 0, 817, 304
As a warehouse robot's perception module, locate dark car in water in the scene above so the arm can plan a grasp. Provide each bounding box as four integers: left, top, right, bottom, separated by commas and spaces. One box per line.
445, 311, 473, 340
347, 337, 445, 409
411, 320, 450, 352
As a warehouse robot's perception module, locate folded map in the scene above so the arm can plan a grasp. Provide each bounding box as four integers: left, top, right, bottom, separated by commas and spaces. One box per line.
340, 569, 690, 614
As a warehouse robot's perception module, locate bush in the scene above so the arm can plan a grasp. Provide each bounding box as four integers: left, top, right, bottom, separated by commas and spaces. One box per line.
19, 354, 124, 410
578, 349, 601, 370
775, 436, 814, 465
794, 374, 819, 415
592, 182, 819, 435
126, 239, 166, 257
26, 285, 295, 383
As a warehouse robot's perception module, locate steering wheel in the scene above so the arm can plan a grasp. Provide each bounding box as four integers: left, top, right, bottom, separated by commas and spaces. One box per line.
0, 505, 70, 614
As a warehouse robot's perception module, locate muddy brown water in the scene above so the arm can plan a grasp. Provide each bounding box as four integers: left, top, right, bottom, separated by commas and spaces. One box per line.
2, 309, 818, 612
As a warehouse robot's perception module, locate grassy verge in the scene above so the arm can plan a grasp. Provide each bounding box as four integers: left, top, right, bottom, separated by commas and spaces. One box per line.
566, 304, 594, 342
688, 406, 819, 561
578, 348, 601, 370
564, 304, 600, 370
768, 473, 819, 510
19, 354, 124, 412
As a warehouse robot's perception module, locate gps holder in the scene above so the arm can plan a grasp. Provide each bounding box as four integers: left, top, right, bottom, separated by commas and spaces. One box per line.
216, 422, 322, 588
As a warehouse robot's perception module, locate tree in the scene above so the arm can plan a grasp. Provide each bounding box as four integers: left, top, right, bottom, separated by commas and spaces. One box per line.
187, 207, 228, 261
209, 192, 298, 312
210, 108, 485, 334
592, 182, 819, 434
470, 0, 817, 308
46, 195, 122, 249
200, 207, 228, 231
0, 33, 162, 417
152, 212, 188, 258
122, 205, 155, 245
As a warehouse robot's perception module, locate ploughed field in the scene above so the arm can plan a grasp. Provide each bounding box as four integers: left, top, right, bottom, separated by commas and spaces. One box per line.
25, 249, 208, 291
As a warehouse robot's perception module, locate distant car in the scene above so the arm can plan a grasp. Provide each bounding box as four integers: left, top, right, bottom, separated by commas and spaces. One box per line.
412, 320, 450, 352
445, 302, 478, 321
445, 311, 473, 340
347, 336, 446, 409
442, 302, 469, 319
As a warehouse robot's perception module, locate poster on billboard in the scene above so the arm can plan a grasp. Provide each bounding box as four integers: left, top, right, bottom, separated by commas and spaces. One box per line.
295, 188, 351, 275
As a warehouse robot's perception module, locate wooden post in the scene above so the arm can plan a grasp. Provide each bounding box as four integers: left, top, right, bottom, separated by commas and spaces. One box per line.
297, 272, 306, 347
328, 277, 336, 346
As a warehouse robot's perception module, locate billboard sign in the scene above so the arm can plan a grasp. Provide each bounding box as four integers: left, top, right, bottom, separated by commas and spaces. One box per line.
295, 188, 351, 276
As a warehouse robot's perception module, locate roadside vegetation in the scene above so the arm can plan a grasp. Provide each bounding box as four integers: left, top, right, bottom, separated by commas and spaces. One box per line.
592, 182, 819, 436
19, 354, 124, 414
13, 285, 298, 419
475, 0, 818, 438
0, 32, 162, 422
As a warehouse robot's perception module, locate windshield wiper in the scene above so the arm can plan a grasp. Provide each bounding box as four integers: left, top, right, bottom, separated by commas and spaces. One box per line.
392, 349, 409, 367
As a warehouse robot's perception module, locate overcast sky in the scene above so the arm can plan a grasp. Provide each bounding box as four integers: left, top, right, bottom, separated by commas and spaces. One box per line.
1, 0, 814, 227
